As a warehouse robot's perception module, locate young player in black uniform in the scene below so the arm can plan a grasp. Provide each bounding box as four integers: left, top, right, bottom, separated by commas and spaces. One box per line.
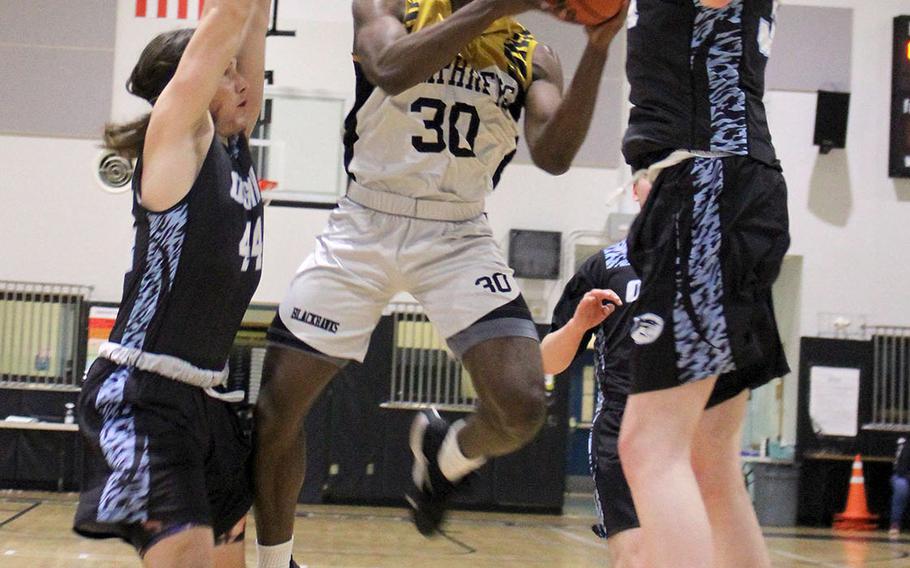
73, 1, 269, 566
617, 1, 789, 567
541, 180, 651, 568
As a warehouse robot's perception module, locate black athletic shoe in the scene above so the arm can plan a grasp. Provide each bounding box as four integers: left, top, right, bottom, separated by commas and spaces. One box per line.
290, 558, 300, 568
407, 408, 458, 536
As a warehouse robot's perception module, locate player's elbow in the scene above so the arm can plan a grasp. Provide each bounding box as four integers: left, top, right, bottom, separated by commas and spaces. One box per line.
380, 80, 409, 97
542, 359, 567, 376
545, 163, 571, 176
360, 58, 413, 96
540, 337, 570, 375
535, 156, 571, 176
529, 142, 573, 175
367, 69, 409, 97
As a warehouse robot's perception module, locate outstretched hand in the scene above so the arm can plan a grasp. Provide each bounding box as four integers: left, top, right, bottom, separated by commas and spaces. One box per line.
572, 288, 623, 330
586, 0, 630, 53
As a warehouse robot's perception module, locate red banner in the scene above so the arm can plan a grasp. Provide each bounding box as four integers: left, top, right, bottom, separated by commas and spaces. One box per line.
135, 0, 204, 20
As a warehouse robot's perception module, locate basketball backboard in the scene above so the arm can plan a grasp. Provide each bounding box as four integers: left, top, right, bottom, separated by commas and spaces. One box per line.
250, 86, 349, 206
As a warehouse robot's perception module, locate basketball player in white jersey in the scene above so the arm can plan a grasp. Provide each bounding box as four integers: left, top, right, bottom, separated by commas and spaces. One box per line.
252, 1, 629, 566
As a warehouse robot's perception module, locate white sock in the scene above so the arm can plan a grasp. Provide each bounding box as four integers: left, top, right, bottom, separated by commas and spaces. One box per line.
438, 419, 486, 483
257, 539, 293, 568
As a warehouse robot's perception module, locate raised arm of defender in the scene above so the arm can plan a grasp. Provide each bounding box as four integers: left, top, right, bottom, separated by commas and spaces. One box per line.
142, 0, 269, 211
352, 0, 546, 96
523, 0, 628, 175
141, 0, 267, 212
238, 0, 272, 138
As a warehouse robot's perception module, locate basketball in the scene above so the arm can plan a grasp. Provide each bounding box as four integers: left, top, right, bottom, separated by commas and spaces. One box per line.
547, 0, 624, 26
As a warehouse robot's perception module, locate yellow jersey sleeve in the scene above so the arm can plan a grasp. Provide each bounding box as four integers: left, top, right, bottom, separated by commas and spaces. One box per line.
404, 0, 538, 92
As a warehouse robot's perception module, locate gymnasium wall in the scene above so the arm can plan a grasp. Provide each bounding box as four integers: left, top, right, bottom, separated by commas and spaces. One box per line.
2, 0, 910, 445
0, 1, 116, 138
771, 0, 910, 332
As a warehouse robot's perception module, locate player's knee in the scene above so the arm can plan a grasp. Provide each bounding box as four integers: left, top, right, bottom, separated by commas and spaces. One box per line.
617, 427, 653, 485
617, 425, 636, 463
692, 456, 742, 502
488, 378, 546, 446
144, 527, 212, 567
505, 386, 546, 443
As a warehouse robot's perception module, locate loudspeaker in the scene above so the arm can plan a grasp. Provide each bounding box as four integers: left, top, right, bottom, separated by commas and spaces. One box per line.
93, 150, 133, 194
814, 91, 850, 154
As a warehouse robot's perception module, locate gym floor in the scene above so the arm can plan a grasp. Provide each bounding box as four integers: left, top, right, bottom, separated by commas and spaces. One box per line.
1, 491, 908, 567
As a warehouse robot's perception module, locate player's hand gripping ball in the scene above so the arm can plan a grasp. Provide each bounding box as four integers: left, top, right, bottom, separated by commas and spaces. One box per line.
545, 0, 624, 26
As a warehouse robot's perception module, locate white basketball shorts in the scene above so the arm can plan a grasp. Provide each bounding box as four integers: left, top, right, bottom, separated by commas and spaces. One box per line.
268, 198, 537, 363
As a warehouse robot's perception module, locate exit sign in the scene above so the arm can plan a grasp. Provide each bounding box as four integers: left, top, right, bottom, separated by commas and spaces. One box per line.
890, 16, 910, 177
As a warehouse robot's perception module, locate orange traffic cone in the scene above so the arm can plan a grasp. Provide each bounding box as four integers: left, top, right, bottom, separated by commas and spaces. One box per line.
833, 455, 879, 531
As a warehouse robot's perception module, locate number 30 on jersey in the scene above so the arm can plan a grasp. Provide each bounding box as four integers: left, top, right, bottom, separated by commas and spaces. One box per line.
239, 217, 263, 272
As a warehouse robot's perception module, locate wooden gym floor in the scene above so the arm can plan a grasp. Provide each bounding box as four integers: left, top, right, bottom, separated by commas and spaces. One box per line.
1, 491, 908, 567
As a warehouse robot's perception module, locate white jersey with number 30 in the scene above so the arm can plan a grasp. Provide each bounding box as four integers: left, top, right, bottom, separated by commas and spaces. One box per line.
344, 0, 538, 205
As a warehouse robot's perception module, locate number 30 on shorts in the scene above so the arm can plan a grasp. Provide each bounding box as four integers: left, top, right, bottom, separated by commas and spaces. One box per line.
239, 217, 263, 271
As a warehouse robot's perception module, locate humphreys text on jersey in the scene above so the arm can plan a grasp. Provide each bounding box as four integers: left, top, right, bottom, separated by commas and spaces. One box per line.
424, 56, 519, 110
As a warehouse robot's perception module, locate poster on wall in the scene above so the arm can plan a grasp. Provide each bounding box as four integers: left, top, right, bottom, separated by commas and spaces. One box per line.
809, 366, 860, 437
86, 306, 119, 373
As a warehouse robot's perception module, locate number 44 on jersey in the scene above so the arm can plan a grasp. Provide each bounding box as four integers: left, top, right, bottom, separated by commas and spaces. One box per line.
239, 217, 263, 272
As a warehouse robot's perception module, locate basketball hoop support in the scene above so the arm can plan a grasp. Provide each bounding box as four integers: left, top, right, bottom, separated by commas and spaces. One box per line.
267, 0, 296, 37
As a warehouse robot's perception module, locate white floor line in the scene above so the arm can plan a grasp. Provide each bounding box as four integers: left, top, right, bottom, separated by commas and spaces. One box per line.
549, 526, 609, 550
770, 547, 845, 568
